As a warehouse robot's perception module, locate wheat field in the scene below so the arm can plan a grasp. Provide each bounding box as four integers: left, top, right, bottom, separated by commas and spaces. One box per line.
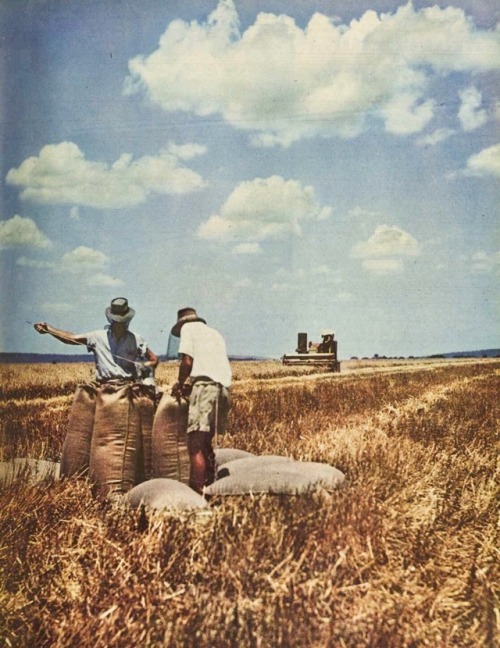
1, 358, 499, 647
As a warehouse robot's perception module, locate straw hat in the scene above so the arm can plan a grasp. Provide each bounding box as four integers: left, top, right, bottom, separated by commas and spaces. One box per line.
105, 297, 135, 323
171, 307, 206, 336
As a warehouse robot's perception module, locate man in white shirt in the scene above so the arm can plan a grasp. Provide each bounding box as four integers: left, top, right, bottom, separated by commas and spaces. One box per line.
171, 307, 231, 493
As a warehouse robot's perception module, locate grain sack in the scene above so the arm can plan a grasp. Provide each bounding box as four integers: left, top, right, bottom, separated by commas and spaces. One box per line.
151, 393, 190, 484
89, 382, 155, 498
0, 458, 60, 487
135, 388, 156, 483
126, 478, 209, 512
214, 448, 255, 468
205, 455, 346, 496
60, 383, 97, 478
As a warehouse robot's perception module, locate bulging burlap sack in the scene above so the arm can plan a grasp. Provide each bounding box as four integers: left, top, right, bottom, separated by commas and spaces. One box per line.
60, 383, 97, 478
89, 382, 155, 498
135, 388, 155, 483
126, 478, 209, 512
151, 393, 190, 484
205, 455, 346, 496
214, 448, 255, 468
0, 458, 60, 486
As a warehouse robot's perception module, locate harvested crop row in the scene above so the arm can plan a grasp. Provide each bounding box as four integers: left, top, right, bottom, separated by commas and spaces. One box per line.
0, 360, 498, 647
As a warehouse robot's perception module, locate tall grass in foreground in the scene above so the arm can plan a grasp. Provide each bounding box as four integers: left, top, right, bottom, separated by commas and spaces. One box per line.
1, 361, 499, 646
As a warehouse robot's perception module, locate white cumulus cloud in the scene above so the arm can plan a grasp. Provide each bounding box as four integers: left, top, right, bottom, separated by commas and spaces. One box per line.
167, 142, 208, 160
59, 246, 125, 287
458, 86, 488, 132
362, 259, 403, 274
19, 244, 125, 287
198, 176, 331, 243
470, 251, 500, 274
0, 215, 52, 249
6, 141, 207, 209
124, 0, 500, 146
382, 93, 435, 135
351, 224, 420, 259
16, 256, 56, 269
416, 128, 455, 147
463, 143, 500, 178
347, 206, 383, 220
60, 246, 109, 273
87, 273, 125, 287
232, 242, 263, 255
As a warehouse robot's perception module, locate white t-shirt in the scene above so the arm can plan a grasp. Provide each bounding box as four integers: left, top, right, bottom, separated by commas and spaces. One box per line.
178, 322, 232, 387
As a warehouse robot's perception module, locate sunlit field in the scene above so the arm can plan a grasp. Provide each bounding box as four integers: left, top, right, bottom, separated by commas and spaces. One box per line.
1, 358, 499, 647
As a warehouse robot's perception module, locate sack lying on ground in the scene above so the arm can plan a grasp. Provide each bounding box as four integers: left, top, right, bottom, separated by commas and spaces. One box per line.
151, 393, 190, 484
214, 448, 255, 468
0, 458, 60, 486
205, 455, 346, 496
126, 478, 209, 511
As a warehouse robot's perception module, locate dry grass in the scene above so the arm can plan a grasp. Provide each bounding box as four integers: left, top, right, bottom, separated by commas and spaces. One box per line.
1, 359, 499, 647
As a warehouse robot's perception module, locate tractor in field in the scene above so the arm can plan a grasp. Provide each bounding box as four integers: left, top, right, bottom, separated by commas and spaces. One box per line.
282, 330, 341, 372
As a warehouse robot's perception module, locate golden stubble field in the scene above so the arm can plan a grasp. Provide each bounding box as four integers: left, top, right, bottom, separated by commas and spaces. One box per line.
1, 358, 499, 647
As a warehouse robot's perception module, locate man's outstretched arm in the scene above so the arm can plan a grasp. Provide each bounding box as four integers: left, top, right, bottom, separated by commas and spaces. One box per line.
34, 322, 88, 346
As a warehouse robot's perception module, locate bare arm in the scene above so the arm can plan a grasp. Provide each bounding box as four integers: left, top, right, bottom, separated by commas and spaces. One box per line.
171, 353, 193, 399
144, 347, 159, 368
178, 353, 193, 383
34, 322, 87, 346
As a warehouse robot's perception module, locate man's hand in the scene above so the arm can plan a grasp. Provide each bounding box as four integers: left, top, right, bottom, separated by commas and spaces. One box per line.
171, 382, 182, 400
34, 322, 50, 334
32, 323, 86, 346
171, 381, 192, 401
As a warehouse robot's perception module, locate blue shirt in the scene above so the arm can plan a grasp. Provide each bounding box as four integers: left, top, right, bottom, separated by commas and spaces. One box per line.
86, 326, 147, 381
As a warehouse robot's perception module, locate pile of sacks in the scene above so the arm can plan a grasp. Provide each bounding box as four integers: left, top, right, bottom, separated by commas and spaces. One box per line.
2, 386, 345, 511
1, 446, 346, 513
60, 382, 155, 497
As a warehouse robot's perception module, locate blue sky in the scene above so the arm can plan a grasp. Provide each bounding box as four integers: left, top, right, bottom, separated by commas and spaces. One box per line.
1, 0, 498, 358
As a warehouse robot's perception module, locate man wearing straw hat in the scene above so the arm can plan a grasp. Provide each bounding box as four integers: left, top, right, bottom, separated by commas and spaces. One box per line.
170, 307, 231, 494
33, 298, 158, 497
34, 297, 158, 383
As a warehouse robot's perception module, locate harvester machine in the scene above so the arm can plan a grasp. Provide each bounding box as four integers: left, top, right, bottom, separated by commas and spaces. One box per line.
282, 329, 340, 372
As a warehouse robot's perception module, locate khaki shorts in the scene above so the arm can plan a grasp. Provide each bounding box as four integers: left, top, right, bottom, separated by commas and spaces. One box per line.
187, 380, 230, 435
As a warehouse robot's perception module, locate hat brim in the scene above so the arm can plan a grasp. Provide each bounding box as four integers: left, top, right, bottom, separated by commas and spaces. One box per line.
171, 315, 206, 337
105, 306, 135, 323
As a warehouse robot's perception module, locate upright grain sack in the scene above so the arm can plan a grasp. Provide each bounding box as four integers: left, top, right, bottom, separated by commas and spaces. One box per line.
60, 383, 97, 478
89, 382, 153, 498
151, 393, 190, 484
135, 387, 156, 483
